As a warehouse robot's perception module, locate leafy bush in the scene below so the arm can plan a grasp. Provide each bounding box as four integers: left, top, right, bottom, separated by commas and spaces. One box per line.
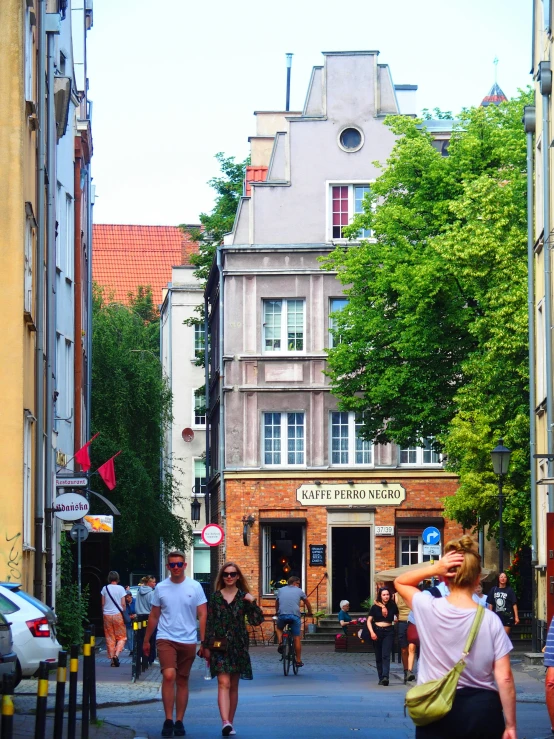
55, 537, 89, 649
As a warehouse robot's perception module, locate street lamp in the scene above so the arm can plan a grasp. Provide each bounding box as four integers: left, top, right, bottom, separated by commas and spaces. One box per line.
191, 491, 201, 527
491, 439, 511, 575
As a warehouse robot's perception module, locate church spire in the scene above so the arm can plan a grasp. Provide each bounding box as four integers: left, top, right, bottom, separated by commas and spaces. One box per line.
481, 58, 507, 107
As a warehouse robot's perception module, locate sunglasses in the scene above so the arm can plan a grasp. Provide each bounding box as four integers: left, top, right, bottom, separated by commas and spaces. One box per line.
168, 562, 185, 569
222, 571, 238, 578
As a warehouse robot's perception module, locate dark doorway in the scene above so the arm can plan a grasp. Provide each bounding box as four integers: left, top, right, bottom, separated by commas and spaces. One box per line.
331, 527, 371, 612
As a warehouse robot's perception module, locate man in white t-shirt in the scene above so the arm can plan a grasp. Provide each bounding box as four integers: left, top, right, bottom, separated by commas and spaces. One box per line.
143, 550, 207, 738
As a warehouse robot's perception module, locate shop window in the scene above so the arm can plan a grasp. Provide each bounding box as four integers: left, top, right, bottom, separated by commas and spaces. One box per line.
192, 534, 210, 584
263, 299, 305, 353
330, 411, 372, 466
263, 412, 305, 466
262, 522, 304, 595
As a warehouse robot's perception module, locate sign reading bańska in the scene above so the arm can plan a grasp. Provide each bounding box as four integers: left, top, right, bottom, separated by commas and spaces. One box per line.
296, 483, 406, 506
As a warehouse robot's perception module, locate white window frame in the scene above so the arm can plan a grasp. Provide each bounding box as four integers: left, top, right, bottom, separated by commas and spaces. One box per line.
262, 411, 305, 467
24, 6, 34, 102
399, 439, 442, 466
24, 214, 34, 314
192, 389, 206, 428
23, 412, 34, 547
262, 299, 305, 354
398, 534, 440, 565
329, 411, 373, 466
193, 457, 206, 497
65, 193, 73, 281
194, 323, 205, 356
327, 181, 374, 242
55, 183, 62, 271
537, 299, 546, 404
64, 339, 73, 420
329, 297, 348, 348
261, 522, 306, 595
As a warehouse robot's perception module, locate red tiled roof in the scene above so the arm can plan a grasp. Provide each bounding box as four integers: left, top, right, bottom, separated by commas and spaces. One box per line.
245, 166, 268, 196
92, 224, 199, 304
481, 82, 507, 107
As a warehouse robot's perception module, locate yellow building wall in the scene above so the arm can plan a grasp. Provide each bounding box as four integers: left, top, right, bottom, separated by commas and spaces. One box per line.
0, 0, 34, 588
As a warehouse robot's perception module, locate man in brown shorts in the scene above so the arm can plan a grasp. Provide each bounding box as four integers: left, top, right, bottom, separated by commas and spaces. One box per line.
143, 550, 207, 737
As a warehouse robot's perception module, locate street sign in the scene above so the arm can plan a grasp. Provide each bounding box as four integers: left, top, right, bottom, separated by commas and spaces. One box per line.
70, 523, 89, 542
201, 523, 224, 547
423, 544, 441, 556
54, 492, 90, 520
56, 475, 88, 488
375, 526, 395, 537
422, 526, 441, 545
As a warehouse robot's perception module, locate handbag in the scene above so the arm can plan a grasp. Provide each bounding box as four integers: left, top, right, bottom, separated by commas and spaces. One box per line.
106, 586, 130, 625
405, 606, 484, 727
206, 637, 228, 652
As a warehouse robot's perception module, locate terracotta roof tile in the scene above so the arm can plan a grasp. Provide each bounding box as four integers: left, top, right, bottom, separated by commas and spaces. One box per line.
92, 224, 200, 304
245, 166, 268, 196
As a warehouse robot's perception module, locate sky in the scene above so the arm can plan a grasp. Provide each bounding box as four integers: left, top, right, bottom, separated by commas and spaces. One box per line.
87, 0, 532, 227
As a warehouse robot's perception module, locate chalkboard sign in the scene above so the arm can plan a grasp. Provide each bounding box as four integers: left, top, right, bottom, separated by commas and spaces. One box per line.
310, 544, 326, 566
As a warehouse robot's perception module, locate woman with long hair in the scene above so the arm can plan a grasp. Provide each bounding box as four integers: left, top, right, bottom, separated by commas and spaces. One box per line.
100, 571, 127, 666
200, 561, 264, 736
487, 572, 519, 636
395, 536, 516, 739
367, 587, 398, 686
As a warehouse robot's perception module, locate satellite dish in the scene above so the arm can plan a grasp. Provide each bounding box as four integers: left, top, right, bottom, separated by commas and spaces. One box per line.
182, 428, 194, 443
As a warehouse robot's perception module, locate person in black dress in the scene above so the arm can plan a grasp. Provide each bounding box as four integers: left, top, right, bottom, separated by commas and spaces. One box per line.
202, 561, 264, 737
367, 587, 399, 685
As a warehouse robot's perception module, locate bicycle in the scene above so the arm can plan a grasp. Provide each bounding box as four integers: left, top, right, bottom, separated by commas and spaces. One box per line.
280, 618, 298, 676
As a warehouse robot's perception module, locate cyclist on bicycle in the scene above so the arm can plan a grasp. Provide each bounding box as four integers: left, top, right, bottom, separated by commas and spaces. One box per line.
275, 576, 313, 667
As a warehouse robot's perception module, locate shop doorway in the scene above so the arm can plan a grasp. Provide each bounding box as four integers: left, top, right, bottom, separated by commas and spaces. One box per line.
331, 527, 371, 612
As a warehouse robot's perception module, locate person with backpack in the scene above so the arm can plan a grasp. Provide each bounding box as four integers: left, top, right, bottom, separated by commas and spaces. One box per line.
395, 536, 516, 739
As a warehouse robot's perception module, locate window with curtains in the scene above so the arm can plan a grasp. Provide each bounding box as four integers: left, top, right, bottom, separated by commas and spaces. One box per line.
262, 523, 304, 594
330, 184, 372, 239
330, 411, 373, 466
262, 299, 305, 352
263, 412, 305, 466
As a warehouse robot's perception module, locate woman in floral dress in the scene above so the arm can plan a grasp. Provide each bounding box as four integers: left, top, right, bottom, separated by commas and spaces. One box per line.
201, 561, 264, 736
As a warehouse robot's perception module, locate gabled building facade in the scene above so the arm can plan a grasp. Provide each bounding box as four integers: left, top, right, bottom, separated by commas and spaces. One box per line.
205, 51, 463, 625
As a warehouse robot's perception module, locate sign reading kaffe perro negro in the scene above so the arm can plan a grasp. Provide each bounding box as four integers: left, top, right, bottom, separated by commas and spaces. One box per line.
296, 483, 406, 506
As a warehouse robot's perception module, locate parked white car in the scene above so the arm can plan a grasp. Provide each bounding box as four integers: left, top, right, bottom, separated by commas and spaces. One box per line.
0, 611, 17, 690
0, 584, 61, 684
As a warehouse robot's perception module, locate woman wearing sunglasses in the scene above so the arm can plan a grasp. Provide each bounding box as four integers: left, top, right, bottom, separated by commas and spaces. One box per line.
201, 561, 264, 736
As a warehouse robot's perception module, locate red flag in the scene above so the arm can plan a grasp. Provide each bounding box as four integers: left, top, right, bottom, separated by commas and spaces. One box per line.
97, 451, 121, 491
74, 433, 100, 472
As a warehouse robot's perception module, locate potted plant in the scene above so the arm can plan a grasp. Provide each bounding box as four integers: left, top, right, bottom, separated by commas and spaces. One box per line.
307, 610, 327, 633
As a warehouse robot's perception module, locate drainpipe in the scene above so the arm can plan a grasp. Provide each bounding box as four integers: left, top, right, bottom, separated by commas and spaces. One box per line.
34, 0, 47, 600
540, 62, 554, 513
73, 146, 82, 457
44, 15, 60, 607
204, 292, 210, 526
216, 246, 226, 550
524, 104, 538, 650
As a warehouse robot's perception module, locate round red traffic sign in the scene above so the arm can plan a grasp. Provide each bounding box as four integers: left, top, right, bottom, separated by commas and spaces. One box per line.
201, 523, 224, 547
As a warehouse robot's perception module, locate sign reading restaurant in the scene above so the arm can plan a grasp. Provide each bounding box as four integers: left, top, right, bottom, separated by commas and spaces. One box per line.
296, 483, 406, 506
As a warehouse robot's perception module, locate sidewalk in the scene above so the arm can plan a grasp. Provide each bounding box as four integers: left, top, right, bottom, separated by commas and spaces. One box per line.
8, 715, 137, 739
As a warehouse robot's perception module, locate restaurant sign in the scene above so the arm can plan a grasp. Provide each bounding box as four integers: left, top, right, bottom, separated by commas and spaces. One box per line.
296, 483, 406, 506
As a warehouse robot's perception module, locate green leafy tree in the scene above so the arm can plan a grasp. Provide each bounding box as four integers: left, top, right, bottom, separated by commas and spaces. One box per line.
181, 152, 249, 283
91, 285, 192, 575
55, 537, 89, 649
323, 91, 532, 549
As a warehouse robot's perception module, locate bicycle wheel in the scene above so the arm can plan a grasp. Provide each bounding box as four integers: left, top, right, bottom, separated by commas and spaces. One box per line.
283, 634, 291, 676
292, 642, 298, 675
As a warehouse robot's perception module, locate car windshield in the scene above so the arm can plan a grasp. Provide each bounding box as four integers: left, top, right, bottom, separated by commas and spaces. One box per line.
0, 593, 20, 615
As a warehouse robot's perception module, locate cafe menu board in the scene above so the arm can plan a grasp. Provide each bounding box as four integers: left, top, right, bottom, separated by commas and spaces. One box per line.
309, 544, 326, 567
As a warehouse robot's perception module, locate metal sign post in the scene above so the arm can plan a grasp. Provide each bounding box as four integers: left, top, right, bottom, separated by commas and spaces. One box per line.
70, 523, 89, 597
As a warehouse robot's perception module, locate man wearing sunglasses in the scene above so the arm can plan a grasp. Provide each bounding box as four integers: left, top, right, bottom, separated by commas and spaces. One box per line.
143, 550, 207, 737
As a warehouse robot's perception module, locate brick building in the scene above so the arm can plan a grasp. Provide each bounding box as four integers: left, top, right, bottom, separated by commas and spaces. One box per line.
205, 51, 464, 628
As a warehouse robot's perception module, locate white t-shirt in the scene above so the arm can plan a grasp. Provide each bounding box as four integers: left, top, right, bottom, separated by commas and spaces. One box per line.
412, 591, 512, 691
151, 577, 207, 644
101, 584, 127, 615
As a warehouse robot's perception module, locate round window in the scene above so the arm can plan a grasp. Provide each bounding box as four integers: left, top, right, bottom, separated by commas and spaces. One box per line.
339, 127, 363, 151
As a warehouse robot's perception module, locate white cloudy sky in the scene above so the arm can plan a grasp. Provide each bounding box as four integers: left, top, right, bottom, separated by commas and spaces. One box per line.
87, 0, 531, 226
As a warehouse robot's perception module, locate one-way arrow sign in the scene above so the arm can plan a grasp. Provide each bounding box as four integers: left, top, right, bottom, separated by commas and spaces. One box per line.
422, 526, 441, 545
